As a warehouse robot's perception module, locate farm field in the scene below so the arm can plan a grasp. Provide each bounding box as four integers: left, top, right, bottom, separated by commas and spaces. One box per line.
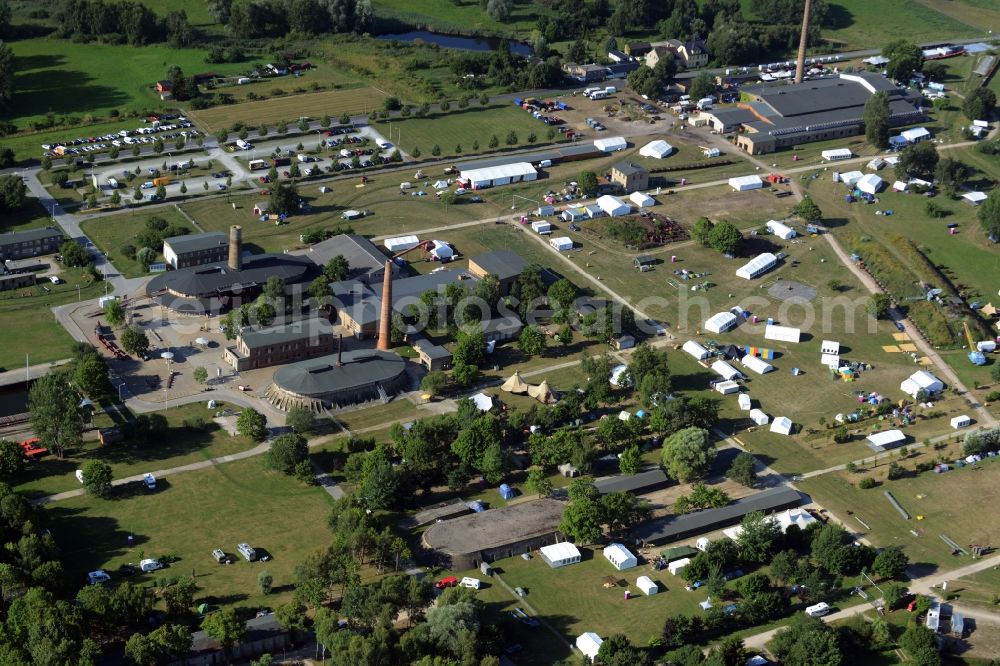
796, 0, 977, 49
0, 265, 108, 371
797, 454, 1000, 571
14, 402, 259, 499
81, 207, 197, 278
42, 455, 335, 612
8, 39, 247, 130
382, 104, 564, 157
187, 87, 389, 133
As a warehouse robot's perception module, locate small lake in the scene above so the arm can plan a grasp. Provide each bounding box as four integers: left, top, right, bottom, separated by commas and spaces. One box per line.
376, 31, 532, 57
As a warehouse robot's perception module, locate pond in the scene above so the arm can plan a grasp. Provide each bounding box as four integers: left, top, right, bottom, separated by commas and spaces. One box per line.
376, 30, 532, 57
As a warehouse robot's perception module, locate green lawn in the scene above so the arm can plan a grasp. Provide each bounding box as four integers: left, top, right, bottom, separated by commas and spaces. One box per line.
0, 196, 56, 234
372, 0, 547, 36
798, 456, 1000, 571
385, 104, 562, 158
0, 265, 108, 371
7, 39, 247, 130
42, 454, 334, 612
953, 568, 1000, 609
804, 0, 978, 48
15, 402, 261, 499
81, 207, 196, 279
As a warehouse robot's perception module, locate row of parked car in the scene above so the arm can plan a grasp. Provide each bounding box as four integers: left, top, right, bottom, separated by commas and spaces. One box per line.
42, 117, 196, 155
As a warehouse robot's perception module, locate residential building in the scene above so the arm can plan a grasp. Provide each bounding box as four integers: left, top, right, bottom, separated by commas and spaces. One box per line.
162, 232, 229, 269
564, 63, 608, 83
644, 46, 674, 70
0, 227, 63, 261
224, 318, 335, 371
610, 161, 649, 192
625, 42, 652, 57
666, 39, 710, 68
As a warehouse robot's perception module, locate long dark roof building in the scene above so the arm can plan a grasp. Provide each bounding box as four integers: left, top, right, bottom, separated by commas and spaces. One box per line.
631, 486, 803, 545
727, 72, 924, 154
594, 468, 671, 496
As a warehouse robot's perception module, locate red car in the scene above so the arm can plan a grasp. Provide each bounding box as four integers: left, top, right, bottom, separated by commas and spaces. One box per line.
434, 576, 458, 590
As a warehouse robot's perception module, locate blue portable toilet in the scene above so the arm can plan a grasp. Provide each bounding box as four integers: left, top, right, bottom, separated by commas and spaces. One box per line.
499, 484, 516, 500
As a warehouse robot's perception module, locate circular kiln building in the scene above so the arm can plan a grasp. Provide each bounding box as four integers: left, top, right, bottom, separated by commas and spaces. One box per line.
263, 349, 408, 412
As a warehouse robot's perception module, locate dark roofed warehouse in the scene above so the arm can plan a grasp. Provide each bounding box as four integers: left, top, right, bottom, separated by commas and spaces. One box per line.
422, 498, 566, 569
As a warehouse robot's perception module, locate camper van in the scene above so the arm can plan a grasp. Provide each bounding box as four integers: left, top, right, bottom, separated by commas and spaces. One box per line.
236, 139, 253, 150
805, 602, 831, 617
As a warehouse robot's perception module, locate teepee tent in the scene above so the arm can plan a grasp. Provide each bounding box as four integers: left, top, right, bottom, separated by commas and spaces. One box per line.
501, 370, 530, 394
528, 379, 557, 404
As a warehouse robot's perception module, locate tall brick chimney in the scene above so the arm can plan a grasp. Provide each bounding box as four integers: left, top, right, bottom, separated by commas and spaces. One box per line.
794, 0, 812, 84
376, 260, 393, 351
228, 225, 242, 271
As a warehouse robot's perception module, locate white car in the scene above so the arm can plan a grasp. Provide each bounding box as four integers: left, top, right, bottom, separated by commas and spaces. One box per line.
87, 570, 111, 585
143, 473, 156, 490
460, 577, 481, 589
139, 558, 163, 572
376, 140, 392, 150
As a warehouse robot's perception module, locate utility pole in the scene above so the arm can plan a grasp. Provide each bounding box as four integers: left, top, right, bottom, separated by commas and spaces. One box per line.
794, 0, 812, 84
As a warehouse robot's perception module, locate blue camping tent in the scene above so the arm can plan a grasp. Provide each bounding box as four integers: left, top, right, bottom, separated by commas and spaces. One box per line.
499, 484, 516, 500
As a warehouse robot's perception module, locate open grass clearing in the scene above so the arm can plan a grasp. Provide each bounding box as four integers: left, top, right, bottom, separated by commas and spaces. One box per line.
81, 206, 196, 279
798, 453, 1000, 571
380, 104, 564, 157
953, 567, 1000, 610
15, 402, 260, 499
807, 0, 977, 49
0, 263, 107, 371
8, 39, 247, 130
42, 454, 334, 612
187, 87, 388, 134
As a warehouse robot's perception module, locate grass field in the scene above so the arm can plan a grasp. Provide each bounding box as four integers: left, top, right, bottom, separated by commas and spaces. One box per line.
7, 39, 247, 130
0, 264, 108, 371
81, 207, 196, 279
372, 0, 547, 36
953, 568, 1000, 610
798, 454, 1000, 571
187, 87, 389, 133
42, 455, 334, 612
380, 104, 563, 157
0, 196, 55, 234
15, 402, 259, 499
805, 0, 978, 48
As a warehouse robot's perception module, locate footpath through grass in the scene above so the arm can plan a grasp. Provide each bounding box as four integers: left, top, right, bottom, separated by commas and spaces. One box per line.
15, 402, 259, 499
42, 455, 334, 612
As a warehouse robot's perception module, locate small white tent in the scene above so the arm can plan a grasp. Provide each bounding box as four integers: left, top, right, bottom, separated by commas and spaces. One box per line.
630, 191, 655, 208
430, 240, 453, 260
857, 173, 883, 195
610, 364, 630, 388
736, 253, 777, 280
900, 127, 931, 143
741, 355, 774, 375
711, 360, 742, 381
951, 415, 971, 429
384, 235, 420, 252
603, 543, 637, 570
682, 340, 711, 360
636, 575, 658, 595
594, 136, 627, 152
738, 393, 752, 410
668, 558, 690, 575
821, 148, 852, 161
729, 175, 763, 191
640, 140, 673, 158
770, 416, 793, 435
540, 542, 582, 568
577, 633, 603, 662
840, 170, 863, 186
715, 380, 740, 394
963, 191, 987, 205
596, 195, 631, 217
549, 236, 573, 251
749, 409, 769, 425
900, 370, 943, 398
705, 312, 738, 334
766, 220, 796, 240
764, 324, 801, 343
531, 220, 552, 235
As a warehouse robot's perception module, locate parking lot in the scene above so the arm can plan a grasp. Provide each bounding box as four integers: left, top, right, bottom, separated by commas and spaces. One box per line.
43, 114, 201, 159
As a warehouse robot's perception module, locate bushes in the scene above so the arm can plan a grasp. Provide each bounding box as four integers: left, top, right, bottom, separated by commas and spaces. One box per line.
858, 477, 877, 489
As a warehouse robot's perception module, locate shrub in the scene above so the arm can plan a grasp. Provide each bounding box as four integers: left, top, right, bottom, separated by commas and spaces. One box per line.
858, 477, 878, 489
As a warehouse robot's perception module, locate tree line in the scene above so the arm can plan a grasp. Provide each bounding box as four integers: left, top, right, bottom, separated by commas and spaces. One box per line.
207, 0, 372, 39
58, 0, 194, 46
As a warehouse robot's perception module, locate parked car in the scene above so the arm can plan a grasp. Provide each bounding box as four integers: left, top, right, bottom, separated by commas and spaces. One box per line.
87, 570, 111, 585
140, 181, 155, 189
237, 543, 257, 561
139, 559, 164, 572
434, 576, 458, 590
143, 472, 156, 490
212, 548, 233, 564
460, 577, 481, 589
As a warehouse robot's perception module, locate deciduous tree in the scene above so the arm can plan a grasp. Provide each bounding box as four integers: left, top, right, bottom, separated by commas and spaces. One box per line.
236, 408, 267, 441
661, 427, 714, 481
29, 374, 83, 458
